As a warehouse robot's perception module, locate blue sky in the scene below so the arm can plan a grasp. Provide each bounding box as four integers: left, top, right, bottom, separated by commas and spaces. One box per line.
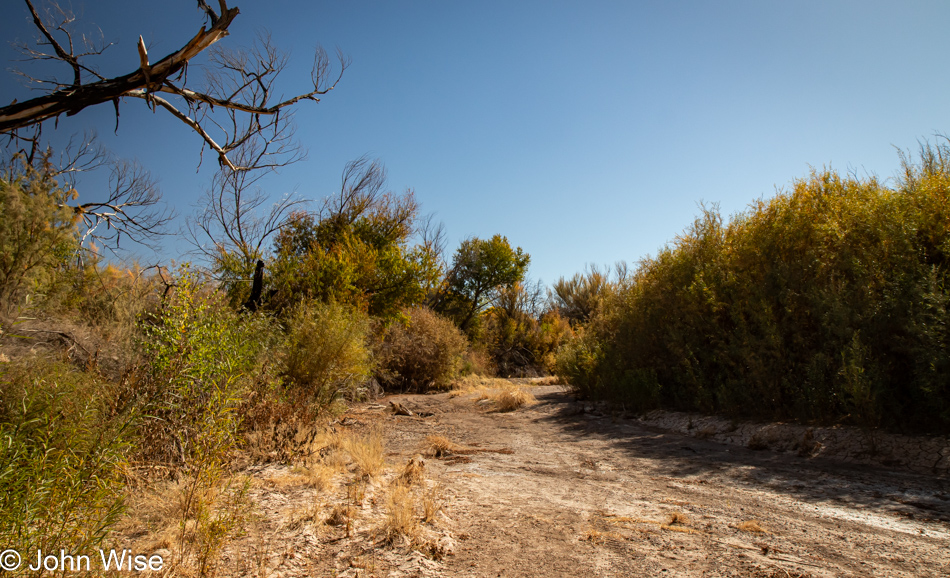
3, 1, 950, 285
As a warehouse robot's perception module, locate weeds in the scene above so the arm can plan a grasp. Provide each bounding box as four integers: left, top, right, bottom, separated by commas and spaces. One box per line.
737, 520, 768, 533
343, 426, 386, 479
0, 357, 131, 559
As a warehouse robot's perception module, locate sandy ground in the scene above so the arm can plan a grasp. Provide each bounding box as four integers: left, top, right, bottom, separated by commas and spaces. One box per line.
214, 384, 950, 578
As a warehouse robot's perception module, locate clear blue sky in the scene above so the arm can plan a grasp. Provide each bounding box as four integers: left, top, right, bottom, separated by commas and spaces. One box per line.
3, 1, 950, 285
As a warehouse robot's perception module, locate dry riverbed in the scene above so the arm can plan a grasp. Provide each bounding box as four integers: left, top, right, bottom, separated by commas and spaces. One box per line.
206, 382, 949, 577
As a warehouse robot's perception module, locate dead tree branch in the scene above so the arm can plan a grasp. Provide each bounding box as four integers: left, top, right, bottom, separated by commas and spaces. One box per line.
1, 0, 348, 172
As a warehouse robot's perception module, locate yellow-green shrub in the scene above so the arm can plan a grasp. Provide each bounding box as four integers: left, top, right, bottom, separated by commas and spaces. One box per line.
561, 143, 950, 432
134, 266, 276, 466
0, 358, 130, 558
0, 156, 79, 312
281, 299, 373, 404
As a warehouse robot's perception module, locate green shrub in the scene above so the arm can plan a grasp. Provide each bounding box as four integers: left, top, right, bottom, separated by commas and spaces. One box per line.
565, 143, 950, 432
0, 156, 79, 312
282, 299, 373, 404
0, 357, 130, 558
482, 282, 572, 377
375, 306, 468, 392
134, 265, 274, 466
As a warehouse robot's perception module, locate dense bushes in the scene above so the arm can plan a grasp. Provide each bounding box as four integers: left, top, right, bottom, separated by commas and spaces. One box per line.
0, 358, 130, 558
0, 156, 79, 311
482, 282, 572, 376
559, 144, 950, 433
375, 306, 468, 392
134, 266, 277, 466
281, 299, 374, 403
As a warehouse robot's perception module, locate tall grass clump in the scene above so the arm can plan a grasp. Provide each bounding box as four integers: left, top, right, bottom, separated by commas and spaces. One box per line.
559, 143, 950, 433
0, 357, 131, 559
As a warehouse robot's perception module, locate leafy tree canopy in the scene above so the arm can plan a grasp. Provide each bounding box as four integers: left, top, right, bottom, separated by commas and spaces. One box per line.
437, 234, 530, 332
266, 159, 440, 318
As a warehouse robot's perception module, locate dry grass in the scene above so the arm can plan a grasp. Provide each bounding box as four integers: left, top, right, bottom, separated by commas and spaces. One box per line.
301, 462, 336, 491
596, 510, 702, 535
667, 511, 690, 526
584, 527, 606, 544
421, 483, 444, 523
449, 375, 510, 397
342, 427, 385, 479
424, 435, 466, 458
737, 520, 768, 533
383, 484, 419, 544
660, 524, 701, 534
325, 503, 354, 526
493, 384, 537, 412
450, 377, 539, 411
397, 455, 426, 486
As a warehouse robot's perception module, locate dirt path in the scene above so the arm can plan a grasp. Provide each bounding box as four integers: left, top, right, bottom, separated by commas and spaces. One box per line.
226, 384, 950, 577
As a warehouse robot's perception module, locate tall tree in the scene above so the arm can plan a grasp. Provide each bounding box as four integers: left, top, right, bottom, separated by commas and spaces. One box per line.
267, 157, 441, 318
436, 235, 530, 332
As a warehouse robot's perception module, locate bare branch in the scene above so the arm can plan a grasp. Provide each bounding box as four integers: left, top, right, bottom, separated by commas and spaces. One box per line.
72, 157, 176, 254
0, 1, 240, 132
24, 0, 81, 86
418, 213, 448, 266
1, 2, 347, 173
186, 139, 309, 273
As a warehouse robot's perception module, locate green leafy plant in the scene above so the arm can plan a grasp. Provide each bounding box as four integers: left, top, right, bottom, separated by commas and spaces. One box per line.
281, 299, 373, 404
0, 357, 131, 560
559, 142, 950, 433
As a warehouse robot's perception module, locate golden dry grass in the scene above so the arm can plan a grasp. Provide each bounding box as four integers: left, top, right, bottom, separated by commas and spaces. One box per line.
325, 504, 355, 527
737, 520, 768, 533
449, 375, 511, 397
342, 427, 385, 479
397, 455, 426, 486
596, 510, 702, 535
667, 511, 690, 526
383, 484, 418, 543
421, 483, 444, 523
424, 435, 466, 457
493, 384, 537, 412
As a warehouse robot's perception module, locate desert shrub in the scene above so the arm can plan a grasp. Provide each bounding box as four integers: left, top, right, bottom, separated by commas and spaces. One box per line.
550, 265, 614, 326
266, 160, 442, 318
375, 306, 468, 392
563, 143, 950, 432
282, 299, 373, 404
481, 282, 572, 377
133, 266, 275, 466
0, 357, 130, 558
0, 156, 79, 312
459, 345, 494, 376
